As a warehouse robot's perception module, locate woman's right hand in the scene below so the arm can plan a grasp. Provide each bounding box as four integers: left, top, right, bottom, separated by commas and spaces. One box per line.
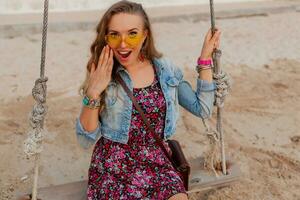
86, 45, 114, 99
200, 28, 221, 60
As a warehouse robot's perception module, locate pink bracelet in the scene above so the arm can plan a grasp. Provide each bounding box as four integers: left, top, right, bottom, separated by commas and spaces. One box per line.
197, 57, 212, 65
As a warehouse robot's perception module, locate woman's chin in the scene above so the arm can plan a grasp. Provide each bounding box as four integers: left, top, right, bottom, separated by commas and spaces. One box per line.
117, 55, 137, 66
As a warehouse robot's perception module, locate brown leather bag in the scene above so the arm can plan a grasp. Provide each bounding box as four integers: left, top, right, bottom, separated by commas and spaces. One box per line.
116, 74, 190, 190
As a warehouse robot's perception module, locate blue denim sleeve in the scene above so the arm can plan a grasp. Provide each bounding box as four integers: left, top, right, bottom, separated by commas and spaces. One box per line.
176, 67, 216, 118
75, 117, 101, 149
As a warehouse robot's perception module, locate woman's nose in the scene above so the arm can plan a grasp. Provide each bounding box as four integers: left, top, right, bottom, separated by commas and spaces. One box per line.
120, 35, 127, 48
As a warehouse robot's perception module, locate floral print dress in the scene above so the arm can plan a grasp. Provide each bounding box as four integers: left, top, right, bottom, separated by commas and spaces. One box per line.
87, 66, 186, 200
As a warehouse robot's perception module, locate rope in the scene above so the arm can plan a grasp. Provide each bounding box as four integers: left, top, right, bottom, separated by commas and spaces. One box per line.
24, 78, 48, 156
214, 70, 231, 108
202, 119, 220, 176
40, 0, 49, 79
23, 1, 49, 199
201, 0, 232, 175
202, 69, 231, 176
212, 0, 228, 174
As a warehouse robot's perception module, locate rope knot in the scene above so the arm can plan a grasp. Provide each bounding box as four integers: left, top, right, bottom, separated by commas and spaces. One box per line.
30, 103, 47, 129
24, 77, 48, 156
213, 70, 231, 108
32, 77, 48, 104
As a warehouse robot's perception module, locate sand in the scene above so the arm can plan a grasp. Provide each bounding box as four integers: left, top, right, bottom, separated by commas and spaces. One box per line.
0, 0, 299, 199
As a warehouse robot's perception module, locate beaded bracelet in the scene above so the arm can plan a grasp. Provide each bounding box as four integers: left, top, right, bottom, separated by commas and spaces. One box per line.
82, 95, 101, 109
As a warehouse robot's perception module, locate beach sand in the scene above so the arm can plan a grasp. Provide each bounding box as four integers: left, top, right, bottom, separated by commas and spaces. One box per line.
0, 0, 300, 199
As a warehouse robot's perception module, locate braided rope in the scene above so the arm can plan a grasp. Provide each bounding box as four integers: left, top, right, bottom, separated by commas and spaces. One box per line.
40, 0, 49, 79
214, 70, 231, 108
201, 0, 232, 175
202, 68, 231, 176
23, 1, 49, 199
24, 78, 48, 156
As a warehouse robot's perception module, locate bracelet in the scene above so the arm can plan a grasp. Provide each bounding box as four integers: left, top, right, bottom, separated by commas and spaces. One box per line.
82, 94, 101, 109
195, 64, 213, 73
197, 57, 212, 66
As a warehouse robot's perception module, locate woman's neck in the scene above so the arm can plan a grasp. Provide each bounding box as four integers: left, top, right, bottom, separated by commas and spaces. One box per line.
124, 58, 150, 73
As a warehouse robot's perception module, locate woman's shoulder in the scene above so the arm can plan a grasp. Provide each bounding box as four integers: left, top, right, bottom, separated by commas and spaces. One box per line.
153, 57, 183, 80
153, 56, 174, 68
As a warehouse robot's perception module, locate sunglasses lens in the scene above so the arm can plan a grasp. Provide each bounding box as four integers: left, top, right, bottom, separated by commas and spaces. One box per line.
106, 32, 144, 48
106, 34, 121, 48
125, 33, 143, 48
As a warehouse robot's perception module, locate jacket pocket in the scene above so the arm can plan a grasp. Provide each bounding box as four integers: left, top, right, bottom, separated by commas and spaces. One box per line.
166, 76, 180, 101
104, 82, 117, 108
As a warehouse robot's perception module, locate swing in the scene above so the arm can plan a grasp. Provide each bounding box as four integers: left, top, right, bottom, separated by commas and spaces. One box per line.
19, 0, 240, 199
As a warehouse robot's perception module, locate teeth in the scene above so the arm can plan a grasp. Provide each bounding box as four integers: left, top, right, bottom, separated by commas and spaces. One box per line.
118, 51, 131, 55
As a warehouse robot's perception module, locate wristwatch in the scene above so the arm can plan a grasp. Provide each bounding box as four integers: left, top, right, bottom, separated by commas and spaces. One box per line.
82, 95, 101, 109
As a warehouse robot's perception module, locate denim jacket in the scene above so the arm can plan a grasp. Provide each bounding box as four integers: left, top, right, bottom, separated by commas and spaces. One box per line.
75, 57, 215, 149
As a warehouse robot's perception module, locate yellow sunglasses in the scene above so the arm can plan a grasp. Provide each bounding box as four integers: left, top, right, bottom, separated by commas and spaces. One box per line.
105, 31, 145, 48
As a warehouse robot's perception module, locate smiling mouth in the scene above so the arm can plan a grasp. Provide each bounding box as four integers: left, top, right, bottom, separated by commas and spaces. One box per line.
117, 51, 132, 59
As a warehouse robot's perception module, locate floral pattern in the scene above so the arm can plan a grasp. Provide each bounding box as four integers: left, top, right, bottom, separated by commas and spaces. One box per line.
87, 68, 186, 199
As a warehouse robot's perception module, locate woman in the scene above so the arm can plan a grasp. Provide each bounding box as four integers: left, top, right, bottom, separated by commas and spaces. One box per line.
76, 0, 221, 199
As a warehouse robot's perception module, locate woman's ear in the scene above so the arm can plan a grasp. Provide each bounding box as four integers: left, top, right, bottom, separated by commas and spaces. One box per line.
143, 29, 148, 39
141, 30, 148, 47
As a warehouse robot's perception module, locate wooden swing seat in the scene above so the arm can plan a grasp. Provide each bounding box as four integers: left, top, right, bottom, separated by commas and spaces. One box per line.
188, 157, 241, 193
18, 157, 240, 199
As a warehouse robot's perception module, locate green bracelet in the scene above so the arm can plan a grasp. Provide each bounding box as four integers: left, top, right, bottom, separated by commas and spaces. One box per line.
82, 95, 101, 109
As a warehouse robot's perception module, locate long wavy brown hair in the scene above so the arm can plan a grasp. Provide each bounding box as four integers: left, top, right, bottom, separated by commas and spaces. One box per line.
79, 0, 162, 114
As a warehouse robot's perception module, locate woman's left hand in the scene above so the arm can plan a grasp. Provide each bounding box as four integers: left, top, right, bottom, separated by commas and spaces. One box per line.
200, 28, 221, 59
